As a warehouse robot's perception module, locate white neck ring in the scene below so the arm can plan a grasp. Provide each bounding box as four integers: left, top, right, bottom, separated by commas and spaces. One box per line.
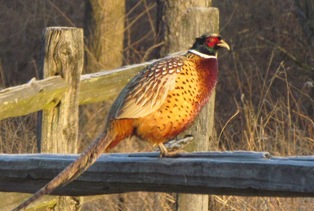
188, 49, 217, 59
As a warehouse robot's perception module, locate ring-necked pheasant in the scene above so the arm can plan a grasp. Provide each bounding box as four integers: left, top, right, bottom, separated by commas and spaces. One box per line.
13, 33, 229, 210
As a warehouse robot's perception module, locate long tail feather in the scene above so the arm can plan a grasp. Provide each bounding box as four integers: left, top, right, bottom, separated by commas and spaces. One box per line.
12, 131, 112, 211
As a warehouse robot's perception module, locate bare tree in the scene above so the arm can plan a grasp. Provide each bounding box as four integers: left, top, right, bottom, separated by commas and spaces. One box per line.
85, 0, 125, 72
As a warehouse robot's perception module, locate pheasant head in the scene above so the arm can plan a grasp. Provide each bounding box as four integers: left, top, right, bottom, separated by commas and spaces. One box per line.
189, 34, 230, 57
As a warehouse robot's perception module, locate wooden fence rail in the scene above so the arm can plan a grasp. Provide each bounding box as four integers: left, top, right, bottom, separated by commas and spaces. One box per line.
0, 152, 313, 197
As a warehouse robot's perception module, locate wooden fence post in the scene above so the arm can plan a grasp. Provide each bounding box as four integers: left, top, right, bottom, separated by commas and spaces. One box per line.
175, 9, 219, 209
158, 1, 219, 210
37, 27, 84, 209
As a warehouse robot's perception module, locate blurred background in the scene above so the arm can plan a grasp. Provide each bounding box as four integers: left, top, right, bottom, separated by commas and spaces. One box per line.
0, 0, 313, 210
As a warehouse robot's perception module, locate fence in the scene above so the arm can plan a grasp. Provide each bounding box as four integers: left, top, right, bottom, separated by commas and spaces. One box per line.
0, 27, 313, 210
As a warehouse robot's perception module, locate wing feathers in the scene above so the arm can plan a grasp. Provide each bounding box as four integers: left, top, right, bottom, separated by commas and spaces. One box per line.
113, 57, 184, 119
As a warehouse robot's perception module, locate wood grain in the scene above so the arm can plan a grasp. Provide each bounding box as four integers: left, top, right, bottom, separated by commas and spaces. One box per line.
0, 152, 313, 197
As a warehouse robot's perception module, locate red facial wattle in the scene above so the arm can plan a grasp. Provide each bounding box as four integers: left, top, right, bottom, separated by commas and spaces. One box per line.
205, 37, 220, 48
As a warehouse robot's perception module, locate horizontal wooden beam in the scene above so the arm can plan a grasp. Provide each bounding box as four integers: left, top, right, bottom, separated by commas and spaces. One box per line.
0, 77, 68, 120
79, 61, 155, 105
0, 151, 313, 197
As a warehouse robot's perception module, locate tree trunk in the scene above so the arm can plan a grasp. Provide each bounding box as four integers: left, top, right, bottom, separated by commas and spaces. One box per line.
82, 1, 126, 210
85, 0, 125, 72
82, 0, 125, 148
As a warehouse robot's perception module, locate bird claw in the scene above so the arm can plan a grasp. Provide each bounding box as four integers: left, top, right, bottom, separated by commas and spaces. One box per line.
158, 143, 185, 157
163, 135, 194, 150
160, 149, 186, 157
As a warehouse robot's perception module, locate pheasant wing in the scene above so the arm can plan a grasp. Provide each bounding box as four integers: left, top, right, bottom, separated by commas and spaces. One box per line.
111, 57, 184, 119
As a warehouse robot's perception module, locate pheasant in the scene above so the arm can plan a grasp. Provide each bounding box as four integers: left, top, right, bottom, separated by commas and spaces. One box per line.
13, 33, 229, 210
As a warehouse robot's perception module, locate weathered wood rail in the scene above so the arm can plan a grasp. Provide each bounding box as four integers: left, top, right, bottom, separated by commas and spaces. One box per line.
0, 151, 313, 197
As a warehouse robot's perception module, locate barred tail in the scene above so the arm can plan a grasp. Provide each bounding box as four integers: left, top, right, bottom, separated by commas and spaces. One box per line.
12, 131, 114, 211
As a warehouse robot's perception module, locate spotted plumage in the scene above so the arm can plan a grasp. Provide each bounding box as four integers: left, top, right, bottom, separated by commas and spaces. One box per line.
112, 57, 184, 119
13, 34, 230, 211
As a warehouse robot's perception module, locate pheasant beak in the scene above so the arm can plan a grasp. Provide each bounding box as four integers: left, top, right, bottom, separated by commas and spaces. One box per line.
217, 39, 230, 51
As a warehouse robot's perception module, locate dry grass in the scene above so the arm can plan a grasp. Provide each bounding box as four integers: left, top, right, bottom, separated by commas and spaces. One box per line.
216, 55, 313, 155
0, 114, 37, 154
212, 0, 314, 210
0, 0, 313, 210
